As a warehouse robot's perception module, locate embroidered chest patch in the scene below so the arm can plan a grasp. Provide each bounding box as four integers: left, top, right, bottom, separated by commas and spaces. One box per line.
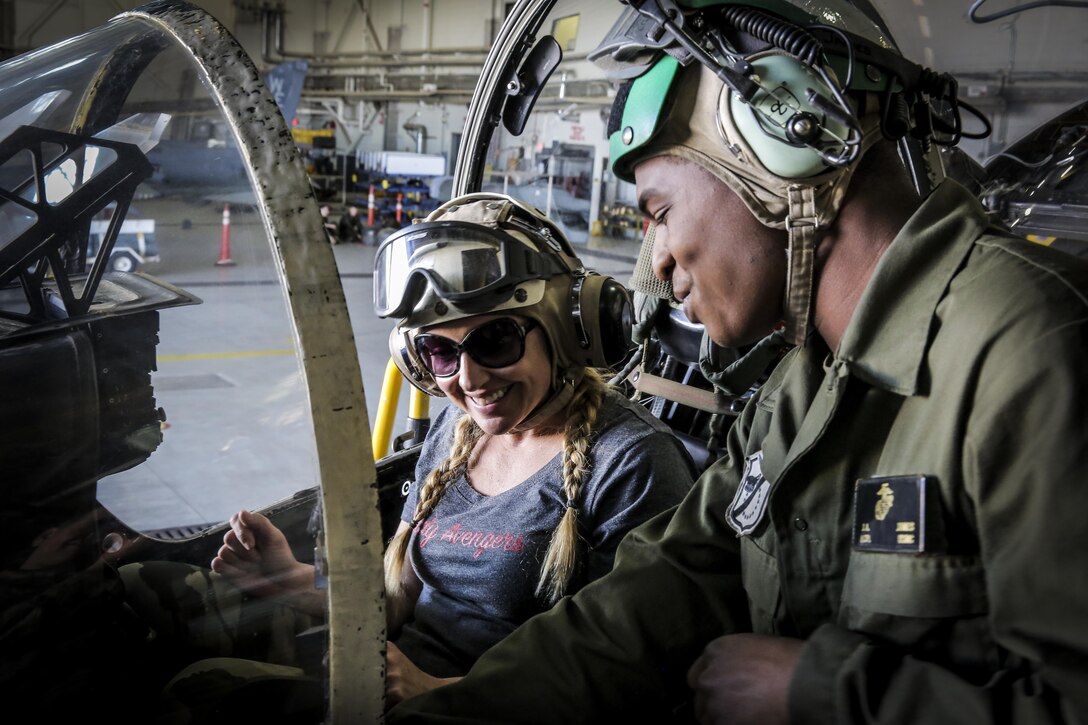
852, 475, 933, 553
726, 451, 771, 536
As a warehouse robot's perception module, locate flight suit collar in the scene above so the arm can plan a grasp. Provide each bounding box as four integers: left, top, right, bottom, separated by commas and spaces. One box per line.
836, 180, 988, 396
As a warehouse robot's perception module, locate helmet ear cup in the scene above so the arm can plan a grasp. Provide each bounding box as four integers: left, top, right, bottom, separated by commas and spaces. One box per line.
568, 273, 634, 369
388, 327, 444, 397
598, 278, 635, 366
726, 53, 851, 179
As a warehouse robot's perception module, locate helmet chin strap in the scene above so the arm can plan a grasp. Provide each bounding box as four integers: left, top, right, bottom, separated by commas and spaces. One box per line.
694, 184, 817, 399
699, 326, 789, 397
783, 185, 819, 347
510, 368, 584, 433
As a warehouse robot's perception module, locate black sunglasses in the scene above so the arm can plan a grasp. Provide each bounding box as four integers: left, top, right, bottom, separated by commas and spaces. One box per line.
413, 318, 540, 378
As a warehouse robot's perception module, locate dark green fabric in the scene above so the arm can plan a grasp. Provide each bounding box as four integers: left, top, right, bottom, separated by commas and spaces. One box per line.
120, 561, 316, 669
387, 181, 1088, 723
160, 657, 321, 725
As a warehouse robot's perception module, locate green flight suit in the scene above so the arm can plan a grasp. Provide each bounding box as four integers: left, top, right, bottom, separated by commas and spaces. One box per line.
388, 181, 1088, 724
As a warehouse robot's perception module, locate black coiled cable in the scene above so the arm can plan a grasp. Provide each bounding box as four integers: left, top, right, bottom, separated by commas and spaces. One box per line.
720, 6, 821, 65
916, 68, 954, 100
716, 4, 991, 152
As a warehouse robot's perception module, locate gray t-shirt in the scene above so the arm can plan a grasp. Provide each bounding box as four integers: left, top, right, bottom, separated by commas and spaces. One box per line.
394, 389, 697, 677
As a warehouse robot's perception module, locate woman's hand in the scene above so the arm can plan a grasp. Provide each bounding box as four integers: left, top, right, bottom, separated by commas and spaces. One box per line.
385, 641, 461, 709
210, 509, 317, 608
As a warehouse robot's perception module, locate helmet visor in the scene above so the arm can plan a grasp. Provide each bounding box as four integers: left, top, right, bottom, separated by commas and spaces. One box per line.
373, 221, 566, 319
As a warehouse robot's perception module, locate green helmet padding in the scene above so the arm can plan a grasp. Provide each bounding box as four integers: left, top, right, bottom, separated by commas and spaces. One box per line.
610, 54, 681, 184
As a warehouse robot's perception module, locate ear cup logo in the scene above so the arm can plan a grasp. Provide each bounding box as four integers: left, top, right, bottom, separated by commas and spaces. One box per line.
760, 82, 804, 126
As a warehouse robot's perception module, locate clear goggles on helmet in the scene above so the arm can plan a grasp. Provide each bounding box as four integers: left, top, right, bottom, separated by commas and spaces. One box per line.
373, 221, 569, 319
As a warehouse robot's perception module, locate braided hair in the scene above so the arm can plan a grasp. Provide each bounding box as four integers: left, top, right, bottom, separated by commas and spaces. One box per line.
535, 369, 606, 603
383, 370, 608, 605
384, 414, 483, 598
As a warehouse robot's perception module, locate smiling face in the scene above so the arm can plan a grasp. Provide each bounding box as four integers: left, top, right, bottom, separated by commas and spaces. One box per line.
425, 313, 554, 436
635, 155, 789, 348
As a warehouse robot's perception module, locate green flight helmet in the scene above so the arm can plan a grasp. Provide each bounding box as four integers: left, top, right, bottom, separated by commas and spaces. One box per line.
598, 0, 905, 185
595, 1, 987, 348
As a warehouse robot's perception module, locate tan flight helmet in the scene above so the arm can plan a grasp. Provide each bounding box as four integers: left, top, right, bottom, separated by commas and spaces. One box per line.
592, 0, 978, 347
375, 193, 633, 421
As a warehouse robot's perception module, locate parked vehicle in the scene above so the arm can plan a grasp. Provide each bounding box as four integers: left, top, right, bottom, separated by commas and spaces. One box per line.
87, 213, 160, 272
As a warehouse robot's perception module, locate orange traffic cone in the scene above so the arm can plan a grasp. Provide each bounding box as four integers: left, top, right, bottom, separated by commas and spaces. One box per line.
367, 185, 376, 226
216, 203, 235, 266
395, 193, 403, 224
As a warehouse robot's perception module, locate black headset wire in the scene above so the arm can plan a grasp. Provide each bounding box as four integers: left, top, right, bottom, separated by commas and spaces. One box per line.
968, 0, 1088, 24
716, 6, 864, 167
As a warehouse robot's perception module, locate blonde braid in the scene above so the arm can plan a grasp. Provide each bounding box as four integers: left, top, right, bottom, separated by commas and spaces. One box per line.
535, 369, 607, 604
384, 414, 483, 598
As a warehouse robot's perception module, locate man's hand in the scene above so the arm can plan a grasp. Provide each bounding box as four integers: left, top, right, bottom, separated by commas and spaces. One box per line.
386, 641, 461, 709
687, 633, 804, 725
210, 509, 313, 602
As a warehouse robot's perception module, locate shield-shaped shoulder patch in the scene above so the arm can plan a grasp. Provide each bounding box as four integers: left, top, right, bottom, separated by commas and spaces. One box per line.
726, 451, 771, 536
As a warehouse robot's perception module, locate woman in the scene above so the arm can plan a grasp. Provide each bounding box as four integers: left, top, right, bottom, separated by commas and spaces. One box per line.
165, 193, 697, 710
382, 193, 697, 704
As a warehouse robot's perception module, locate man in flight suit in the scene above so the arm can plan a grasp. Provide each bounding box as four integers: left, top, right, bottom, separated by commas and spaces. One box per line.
388, 1, 1088, 722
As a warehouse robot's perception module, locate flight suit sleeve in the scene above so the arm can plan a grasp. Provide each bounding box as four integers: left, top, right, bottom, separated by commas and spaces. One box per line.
387, 405, 760, 723
788, 313, 1088, 724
